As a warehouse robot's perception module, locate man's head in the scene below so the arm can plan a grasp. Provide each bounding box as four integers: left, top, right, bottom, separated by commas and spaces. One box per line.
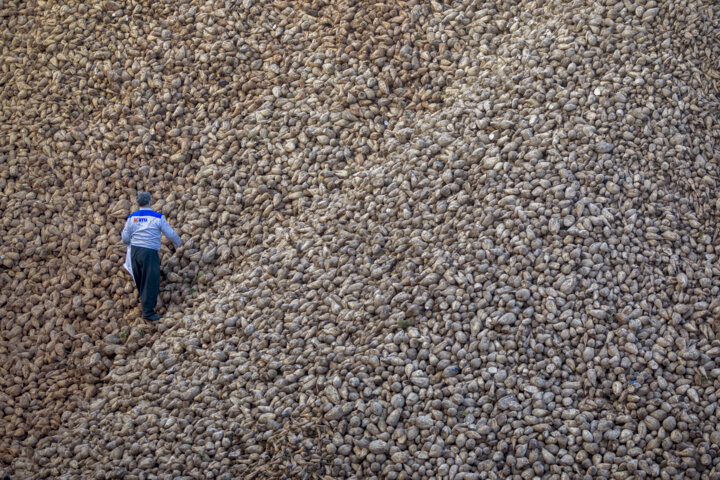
137, 192, 151, 207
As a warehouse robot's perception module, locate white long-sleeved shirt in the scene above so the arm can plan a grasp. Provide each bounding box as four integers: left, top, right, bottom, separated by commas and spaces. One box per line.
121, 209, 182, 251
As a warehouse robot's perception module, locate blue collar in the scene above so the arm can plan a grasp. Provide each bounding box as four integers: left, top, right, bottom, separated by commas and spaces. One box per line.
128, 209, 162, 219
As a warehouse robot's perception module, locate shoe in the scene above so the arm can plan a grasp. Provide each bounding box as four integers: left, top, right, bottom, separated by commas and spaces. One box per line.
143, 314, 161, 321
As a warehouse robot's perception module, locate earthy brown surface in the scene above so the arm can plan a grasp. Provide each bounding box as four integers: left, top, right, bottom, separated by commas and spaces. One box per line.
1, 0, 720, 478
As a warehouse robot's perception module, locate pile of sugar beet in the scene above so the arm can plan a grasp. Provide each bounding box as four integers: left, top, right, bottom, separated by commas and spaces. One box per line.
2, 0, 720, 478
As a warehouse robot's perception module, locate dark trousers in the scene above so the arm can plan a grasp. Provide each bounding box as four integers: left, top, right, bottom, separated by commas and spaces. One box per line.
131, 246, 160, 318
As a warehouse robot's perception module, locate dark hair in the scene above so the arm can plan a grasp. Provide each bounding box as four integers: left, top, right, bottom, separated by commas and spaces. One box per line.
136, 192, 151, 206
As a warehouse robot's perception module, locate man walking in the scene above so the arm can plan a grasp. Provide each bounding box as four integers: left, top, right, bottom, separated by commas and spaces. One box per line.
121, 192, 182, 320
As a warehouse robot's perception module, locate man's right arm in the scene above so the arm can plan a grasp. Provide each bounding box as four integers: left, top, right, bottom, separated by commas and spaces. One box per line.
160, 217, 182, 247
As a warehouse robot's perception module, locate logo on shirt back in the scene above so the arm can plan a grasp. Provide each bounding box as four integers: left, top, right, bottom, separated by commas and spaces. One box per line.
134, 218, 148, 223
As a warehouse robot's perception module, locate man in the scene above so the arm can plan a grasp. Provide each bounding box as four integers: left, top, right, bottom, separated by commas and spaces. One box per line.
121, 192, 182, 320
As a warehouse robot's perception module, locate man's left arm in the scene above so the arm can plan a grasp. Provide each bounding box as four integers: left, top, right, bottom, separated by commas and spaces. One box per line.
121, 218, 135, 246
